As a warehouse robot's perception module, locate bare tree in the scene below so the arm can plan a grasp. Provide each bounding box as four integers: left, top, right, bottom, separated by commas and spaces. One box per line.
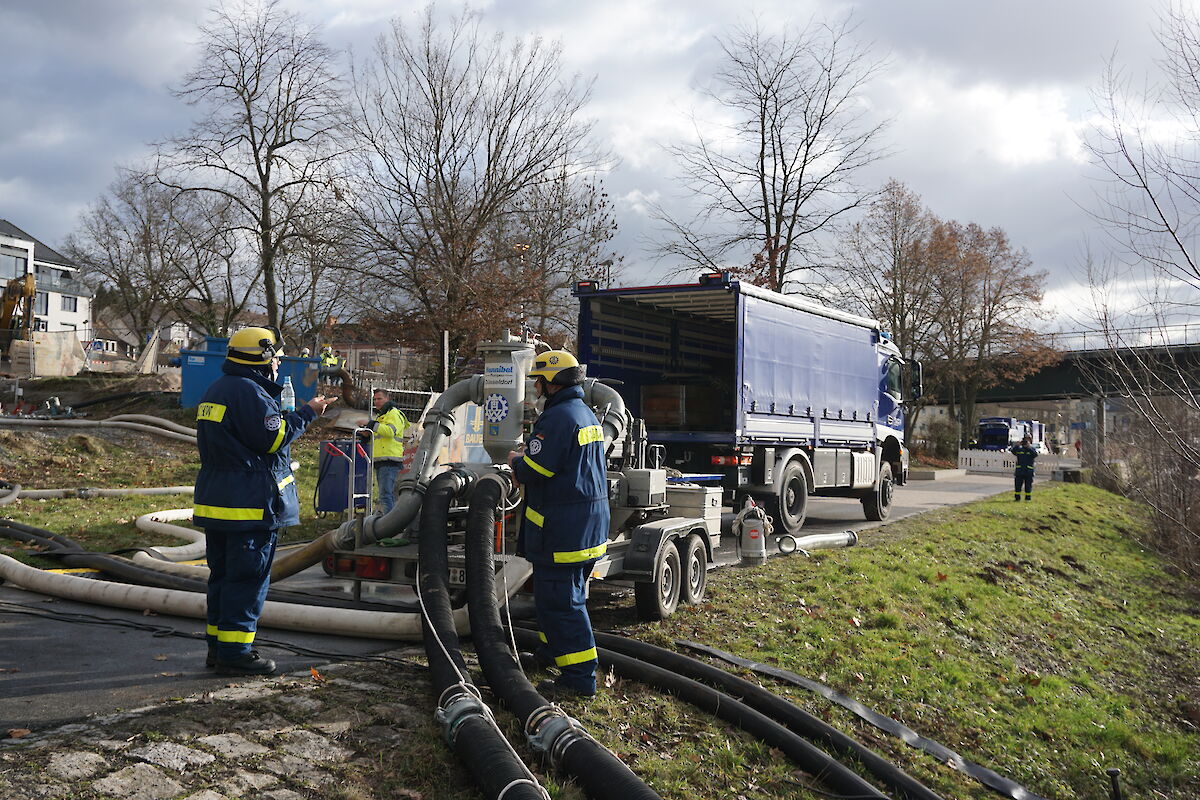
157, 0, 345, 329
346, 6, 603, 379
652, 18, 890, 292
832, 179, 940, 443
926, 221, 1056, 441
491, 171, 621, 346
1083, 3, 1200, 572
276, 203, 362, 350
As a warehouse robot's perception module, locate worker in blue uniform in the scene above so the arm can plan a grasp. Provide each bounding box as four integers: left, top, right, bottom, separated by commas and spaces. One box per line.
508, 350, 609, 700
195, 326, 333, 675
1010, 435, 1038, 502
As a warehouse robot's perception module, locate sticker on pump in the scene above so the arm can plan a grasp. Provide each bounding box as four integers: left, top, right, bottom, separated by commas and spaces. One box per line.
483, 393, 510, 423
484, 361, 517, 387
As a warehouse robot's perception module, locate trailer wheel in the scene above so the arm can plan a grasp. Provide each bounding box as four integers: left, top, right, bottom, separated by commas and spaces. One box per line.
759, 460, 808, 537
677, 533, 708, 605
635, 541, 682, 620
862, 462, 894, 521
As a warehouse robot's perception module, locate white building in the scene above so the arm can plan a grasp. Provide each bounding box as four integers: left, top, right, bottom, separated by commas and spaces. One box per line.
0, 219, 92, 340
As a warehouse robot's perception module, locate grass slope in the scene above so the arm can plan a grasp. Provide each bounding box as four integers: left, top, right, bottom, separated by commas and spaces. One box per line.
580, 483, 1199, 799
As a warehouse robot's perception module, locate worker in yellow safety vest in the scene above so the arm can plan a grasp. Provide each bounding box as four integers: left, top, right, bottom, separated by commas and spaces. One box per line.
362, 388, 411, 513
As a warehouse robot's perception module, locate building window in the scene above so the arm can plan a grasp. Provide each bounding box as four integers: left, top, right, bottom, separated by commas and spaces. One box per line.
61, 295, 77, 312
33, 318, 48, 332
34, 291, 48, 315
0, 253, 26, 280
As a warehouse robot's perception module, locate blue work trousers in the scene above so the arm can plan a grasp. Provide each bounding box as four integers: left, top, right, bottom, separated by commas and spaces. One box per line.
533, 562, 597, 693
1014, 471, 1034, 498
375, 463, 400, 513
205, 529, 278, 660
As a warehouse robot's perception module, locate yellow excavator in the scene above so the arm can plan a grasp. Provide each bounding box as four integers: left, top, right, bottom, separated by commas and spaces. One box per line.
0, 274, 36, 362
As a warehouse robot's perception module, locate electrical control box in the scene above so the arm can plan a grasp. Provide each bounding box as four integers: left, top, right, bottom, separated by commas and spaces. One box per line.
624, 469, 666, 506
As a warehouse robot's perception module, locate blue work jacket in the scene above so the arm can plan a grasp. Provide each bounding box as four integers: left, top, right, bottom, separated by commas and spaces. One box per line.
1010, 444, 1038, 473
512, 384, 610, 566
194, 361, 317, 532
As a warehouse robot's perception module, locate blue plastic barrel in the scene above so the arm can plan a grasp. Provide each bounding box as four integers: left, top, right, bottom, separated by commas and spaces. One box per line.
316, 439, 370, 512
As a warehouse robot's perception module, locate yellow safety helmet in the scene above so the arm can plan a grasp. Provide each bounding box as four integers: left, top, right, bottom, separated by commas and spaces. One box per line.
528, 349, 584, 385
227, 326, 283, 365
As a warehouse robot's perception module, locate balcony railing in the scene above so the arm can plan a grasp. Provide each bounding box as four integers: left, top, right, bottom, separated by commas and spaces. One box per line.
36, 273, 93, 297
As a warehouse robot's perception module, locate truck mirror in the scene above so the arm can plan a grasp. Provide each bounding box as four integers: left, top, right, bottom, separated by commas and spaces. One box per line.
909, 361, 923, 400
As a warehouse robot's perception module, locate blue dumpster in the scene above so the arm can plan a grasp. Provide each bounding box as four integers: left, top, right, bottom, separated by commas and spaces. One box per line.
316, 439, 371, 512
180, 336, 320, 409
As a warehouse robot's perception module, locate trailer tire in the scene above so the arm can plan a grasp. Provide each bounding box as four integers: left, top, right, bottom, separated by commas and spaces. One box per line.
635, 541, 682, 620
677, 533, 708, 605
862, 462, 894, 521
758, 460, 808, 537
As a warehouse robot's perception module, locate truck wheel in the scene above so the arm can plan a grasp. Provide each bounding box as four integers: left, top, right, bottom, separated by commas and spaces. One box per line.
759, 460, 807, 537
635, 542, 682, 620
862, 462, 894, 521
677, 533, 708, 605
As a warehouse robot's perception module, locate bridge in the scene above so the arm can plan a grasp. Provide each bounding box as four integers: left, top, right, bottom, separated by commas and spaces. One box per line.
975, 326, 1200, 403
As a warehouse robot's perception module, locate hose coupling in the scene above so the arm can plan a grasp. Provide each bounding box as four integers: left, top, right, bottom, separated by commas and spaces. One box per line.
435, 690, 487, 748
525, 704, 577, 758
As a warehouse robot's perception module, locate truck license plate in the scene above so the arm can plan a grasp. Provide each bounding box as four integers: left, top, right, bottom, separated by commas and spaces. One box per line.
448, 567, 466, 585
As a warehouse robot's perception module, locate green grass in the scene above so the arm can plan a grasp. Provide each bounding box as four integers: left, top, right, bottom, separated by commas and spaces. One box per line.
576, 483, 1199, 799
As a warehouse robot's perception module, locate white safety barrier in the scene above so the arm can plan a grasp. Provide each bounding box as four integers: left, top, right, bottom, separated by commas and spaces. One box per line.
957, 449, 1060, 477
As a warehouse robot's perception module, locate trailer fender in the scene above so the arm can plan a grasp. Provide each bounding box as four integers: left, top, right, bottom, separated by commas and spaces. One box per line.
622, 518, 709, 582
748, 448, 813, 495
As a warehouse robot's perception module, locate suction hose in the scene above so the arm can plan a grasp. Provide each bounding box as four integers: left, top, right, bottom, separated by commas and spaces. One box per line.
776, 529, 859, 555
271, 375, 485, 582
465, 473, 662, 800
510, 627, 889, 800
0, 481, 19, 506
591, 632, 942, 800
0, 416, 196, 443
419, 469, 547, 800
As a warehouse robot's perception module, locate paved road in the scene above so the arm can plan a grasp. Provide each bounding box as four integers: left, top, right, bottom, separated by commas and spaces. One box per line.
1, 471, 1016, 733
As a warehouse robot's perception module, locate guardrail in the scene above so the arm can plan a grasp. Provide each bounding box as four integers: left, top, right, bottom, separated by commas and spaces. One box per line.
957, 449, 1061, 477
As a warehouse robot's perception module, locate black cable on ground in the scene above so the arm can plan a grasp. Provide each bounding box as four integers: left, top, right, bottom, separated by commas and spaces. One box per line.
0, 519, 418, 613
590, 631, 942, 800
678, 641, 1050, 800
419, 470, 546, 800
466, 474, 662, 800
70, 391, 157, 410
509, 627, 889, 800
0, 599, 423, 670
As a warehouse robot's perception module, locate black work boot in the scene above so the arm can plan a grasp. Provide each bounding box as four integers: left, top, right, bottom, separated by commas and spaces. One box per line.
518, 650, 555, 672
215, 651, 276, 676
536, 679, 596, 701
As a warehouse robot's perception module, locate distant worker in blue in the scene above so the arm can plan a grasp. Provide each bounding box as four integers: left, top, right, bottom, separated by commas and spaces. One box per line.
507, 349, 609, 700
195, 326, 333, 676
363, 388, 411, 513
1010, 434, 1038, 502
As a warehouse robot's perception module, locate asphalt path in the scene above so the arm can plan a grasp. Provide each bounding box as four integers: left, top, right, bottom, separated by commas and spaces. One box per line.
1, 470, 1017, 733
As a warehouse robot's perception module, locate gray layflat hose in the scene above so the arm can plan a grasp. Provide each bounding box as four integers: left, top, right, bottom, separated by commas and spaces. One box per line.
0, 417, 196, 443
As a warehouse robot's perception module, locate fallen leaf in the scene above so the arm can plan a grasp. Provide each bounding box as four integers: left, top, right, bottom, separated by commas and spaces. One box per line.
853, 672, 865, 683
936, 572, 948, 581
0, 668, 20, 674
310, 667, 325, 682
142, 609, 157, 617
157, 672, 183, 678
153, 655, 169, 662
395, 791, 422, 800
850, 617, 862, 628
6, 729, 30, 740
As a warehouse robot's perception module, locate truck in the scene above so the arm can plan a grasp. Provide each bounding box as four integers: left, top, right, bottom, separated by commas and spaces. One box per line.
976, 417, 1048, 452
573, 272, 923, 536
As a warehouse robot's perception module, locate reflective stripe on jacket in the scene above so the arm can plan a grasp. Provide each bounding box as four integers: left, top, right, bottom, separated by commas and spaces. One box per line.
194, 360, 317, 531
1010, 444, 1038, 473
511, 384, 609, 566
370, 404, 410, 463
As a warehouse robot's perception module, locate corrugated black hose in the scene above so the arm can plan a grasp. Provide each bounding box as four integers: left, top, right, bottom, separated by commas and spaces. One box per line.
465, 473, 662, 800
591, 632, 943, 800
418, 470, 546, 800
509, 626, 889, 800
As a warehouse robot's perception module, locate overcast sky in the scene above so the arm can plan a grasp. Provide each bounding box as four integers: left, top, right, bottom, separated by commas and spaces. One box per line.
0, 0, 1174, 330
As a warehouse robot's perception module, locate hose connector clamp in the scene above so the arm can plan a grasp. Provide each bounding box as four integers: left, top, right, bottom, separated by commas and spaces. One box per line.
525, 704, 576, 758
435, 690, 487, 748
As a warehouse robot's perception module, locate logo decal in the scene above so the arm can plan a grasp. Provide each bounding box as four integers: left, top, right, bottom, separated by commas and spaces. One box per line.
483, 393, 510, 423
548, 355, 560, 365
527, 438, 543, 455
265, 415, 281, 431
